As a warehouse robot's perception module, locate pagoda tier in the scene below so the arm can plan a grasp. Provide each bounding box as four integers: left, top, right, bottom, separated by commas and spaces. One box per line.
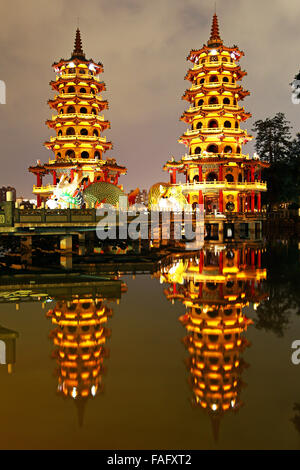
29, 28, 126, 207
155, 243, 267, 440
163, 14, 269, 217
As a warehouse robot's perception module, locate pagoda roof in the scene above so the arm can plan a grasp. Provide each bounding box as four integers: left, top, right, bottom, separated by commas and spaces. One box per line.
46, 115, 110, 130
163, 156, 270, 171
52, 29, 104, 72
187, 44, 244, 63
182, 85, 250, 101
50, 77, 106, 93
181, 107, 251, 123
44, 137, 113, 152
48, 95, 108, 109
185, 65, 247, 82
29, 158, 127, 174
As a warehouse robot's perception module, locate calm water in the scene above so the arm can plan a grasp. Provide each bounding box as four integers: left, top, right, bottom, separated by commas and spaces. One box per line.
0, 241, 299, 450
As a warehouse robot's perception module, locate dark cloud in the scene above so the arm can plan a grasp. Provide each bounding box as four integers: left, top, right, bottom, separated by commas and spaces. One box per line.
0, 0, 299, 196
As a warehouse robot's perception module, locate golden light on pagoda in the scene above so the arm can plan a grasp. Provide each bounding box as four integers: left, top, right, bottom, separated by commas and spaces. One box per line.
29, 28, 126, 207
162, 13, 269, 216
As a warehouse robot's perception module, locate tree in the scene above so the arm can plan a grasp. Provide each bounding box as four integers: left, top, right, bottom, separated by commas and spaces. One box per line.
252, 112, 292, 164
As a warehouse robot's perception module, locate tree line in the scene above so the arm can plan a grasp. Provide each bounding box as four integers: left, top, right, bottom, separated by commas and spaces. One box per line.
252, 112, 300, 209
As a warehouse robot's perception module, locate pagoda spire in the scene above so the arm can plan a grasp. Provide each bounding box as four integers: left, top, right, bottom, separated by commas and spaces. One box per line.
207, 13, 223, 47
72, 27, 85, 59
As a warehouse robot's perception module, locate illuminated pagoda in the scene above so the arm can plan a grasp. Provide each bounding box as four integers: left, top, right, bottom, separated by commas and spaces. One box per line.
29, 28, 127, 208
162, 14, 269, 237
155, 243, 267, 440
47, 280, 127, 426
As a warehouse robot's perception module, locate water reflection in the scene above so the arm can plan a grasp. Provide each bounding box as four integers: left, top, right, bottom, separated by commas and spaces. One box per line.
155, 243, 267, 440
46, 281, 127, 426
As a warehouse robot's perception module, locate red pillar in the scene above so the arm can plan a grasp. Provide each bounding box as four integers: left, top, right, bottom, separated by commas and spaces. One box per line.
170, 169, 176, 184
219, 250, 223, 274
198, 165, 202, 182
218, 164, 223, 181
114, 174, 119, 185
36, 173, 42, 208
257, 250, 261, 269
199, 251, 204, 273
70, 169, 75, 182
251, 249, 255, 269
52, 171, 57, 185
198, 190, 203, 206
251, 166, 255, 182
237, 195, 240, 213
257, 192, 261, 212
198, 282, 203, 298
251, 191, 255, 212
219, 190, 223, 213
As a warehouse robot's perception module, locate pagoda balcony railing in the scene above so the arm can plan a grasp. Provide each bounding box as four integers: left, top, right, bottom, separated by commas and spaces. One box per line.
190, 82, 223, 90
176, 181, 267, 191
48, 158, 104, 164
58, 73, 101, 82
58, 92, 99, 99
33, 185, 56, 194
49, 135, 107, 142
185, 127, 244, 135
182, 152, 250, 160
201, 82, 222, 88
52, 113, 106, 121
187, 104, 240, 112
192, 61, 236, 70
184, 129, 199, 136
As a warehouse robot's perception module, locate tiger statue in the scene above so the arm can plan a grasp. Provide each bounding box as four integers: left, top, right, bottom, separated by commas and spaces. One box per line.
148, 182, 187, 211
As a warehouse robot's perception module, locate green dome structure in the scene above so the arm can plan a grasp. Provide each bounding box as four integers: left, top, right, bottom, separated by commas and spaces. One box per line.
83, 182, 126, 207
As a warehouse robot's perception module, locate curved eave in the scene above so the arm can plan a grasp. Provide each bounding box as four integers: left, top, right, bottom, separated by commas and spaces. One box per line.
28, 166, 49, 175
50, 79, 106, 93
187, 45, 245, 62
46, 118, 110, 130
52, 58, 104, 73
48, 96, 109, 109
44, 139, 113, 151
182, 85, 249, 100
180, 108, 252, 122
185, 66, 247, 82
101, 165, 127, 174
175, 157, 270, 168
179, 130, 252, 142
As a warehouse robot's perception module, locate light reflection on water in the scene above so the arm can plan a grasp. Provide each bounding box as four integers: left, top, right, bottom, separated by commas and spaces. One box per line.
0, 241, 299, 449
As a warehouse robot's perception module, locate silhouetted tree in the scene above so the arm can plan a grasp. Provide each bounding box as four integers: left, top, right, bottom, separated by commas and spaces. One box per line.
252, 113, 292, 164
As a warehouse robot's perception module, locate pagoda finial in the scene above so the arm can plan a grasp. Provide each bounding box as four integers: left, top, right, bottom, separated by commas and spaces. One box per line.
71, 27, 85, 59
207, 12, 223, 47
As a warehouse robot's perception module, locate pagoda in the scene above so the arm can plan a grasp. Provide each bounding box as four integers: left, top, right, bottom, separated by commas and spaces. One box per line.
162, 14, 269, 238
155, 243, 267, 440
29, 28, 126, 208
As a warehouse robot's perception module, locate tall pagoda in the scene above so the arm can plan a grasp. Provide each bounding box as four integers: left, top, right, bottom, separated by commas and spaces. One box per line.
29, 28, 126, 208
162, 14, 269, 237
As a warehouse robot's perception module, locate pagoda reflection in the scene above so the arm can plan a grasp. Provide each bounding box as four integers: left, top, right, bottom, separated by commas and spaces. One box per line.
47, 280, 127, 426
155, 243, 267, 440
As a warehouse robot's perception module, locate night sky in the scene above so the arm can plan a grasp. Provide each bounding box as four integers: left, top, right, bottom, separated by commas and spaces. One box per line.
0, 0, 299, 197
